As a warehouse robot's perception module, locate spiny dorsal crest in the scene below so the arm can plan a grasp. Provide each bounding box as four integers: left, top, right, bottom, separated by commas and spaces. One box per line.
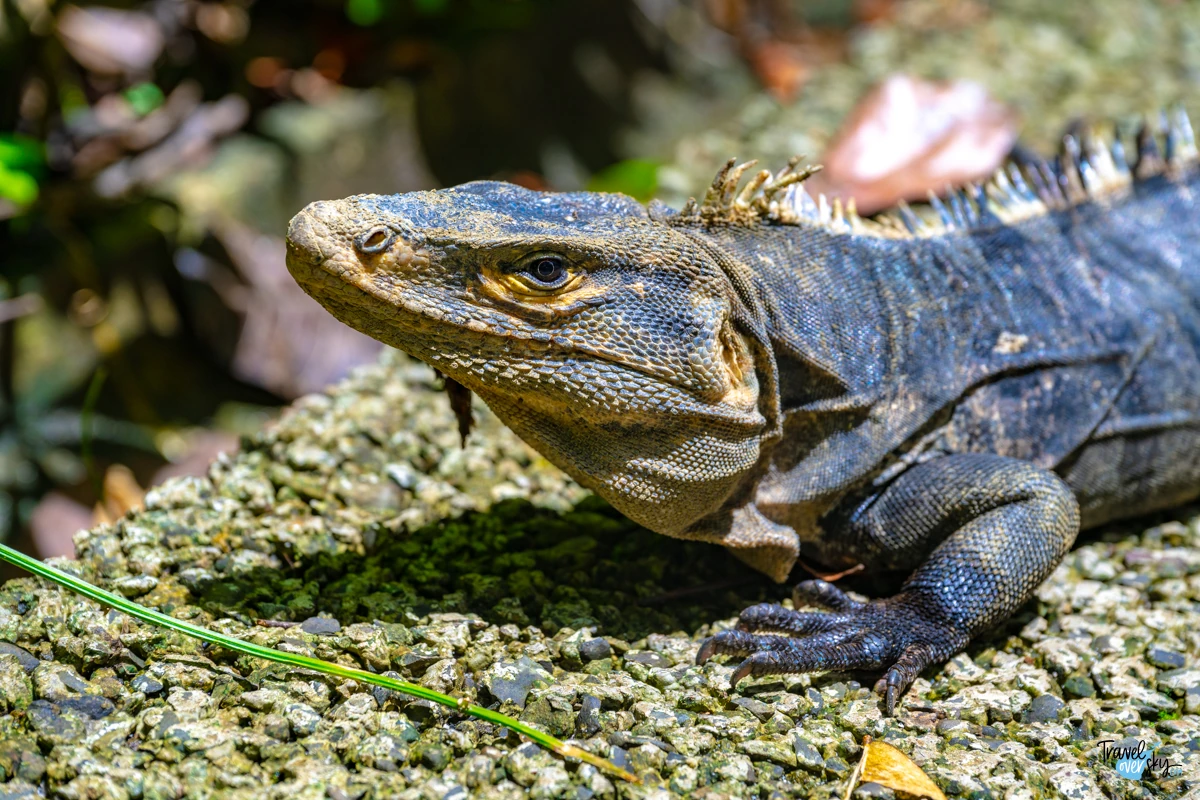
673, 107, 1198, 239
678, 156, 824, 227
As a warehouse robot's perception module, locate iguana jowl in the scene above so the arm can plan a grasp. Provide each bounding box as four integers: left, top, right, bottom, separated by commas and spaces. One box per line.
285, 113, 1200, 714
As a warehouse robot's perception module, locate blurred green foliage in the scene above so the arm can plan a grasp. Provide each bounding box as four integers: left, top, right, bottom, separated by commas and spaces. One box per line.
123, 83, 165, 117
586, 158, 659, 201
346, 0, 451, 26
0, 134, 43, 208
346, 0, 385, 25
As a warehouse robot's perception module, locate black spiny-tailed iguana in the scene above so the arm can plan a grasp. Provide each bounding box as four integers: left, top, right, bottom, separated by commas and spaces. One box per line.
284, 113, 1200, 714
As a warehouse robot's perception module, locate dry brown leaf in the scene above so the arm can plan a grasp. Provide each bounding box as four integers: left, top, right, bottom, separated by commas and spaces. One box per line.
807, 74, 1017, 215
853, 0, 899, 24
93, 464, 145, 525
845, 738, 947, 800
745, 40, 810, 102
703, 0, 822, 102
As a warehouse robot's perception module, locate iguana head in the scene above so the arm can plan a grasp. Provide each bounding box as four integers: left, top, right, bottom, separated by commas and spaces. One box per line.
285, 181, 778, 537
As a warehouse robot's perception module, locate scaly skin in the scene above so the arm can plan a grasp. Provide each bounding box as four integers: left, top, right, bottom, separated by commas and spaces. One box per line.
285, 122, 1200, 714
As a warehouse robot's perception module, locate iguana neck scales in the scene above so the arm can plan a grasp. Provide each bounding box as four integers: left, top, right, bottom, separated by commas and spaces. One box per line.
285, 110, 1200, 714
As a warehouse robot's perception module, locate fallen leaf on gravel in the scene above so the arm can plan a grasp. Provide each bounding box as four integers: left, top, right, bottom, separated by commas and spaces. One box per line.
845, 738, 947, 800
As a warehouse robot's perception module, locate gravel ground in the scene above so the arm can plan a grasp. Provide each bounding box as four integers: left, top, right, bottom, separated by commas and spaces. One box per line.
0, 351, 1196, 799
5, 3, 1200, 796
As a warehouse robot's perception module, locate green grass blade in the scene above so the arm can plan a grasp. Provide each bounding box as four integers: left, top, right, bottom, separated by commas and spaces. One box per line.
0, 542, 638, 784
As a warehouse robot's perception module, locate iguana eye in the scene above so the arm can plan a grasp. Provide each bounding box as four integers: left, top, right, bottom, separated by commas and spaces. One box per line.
497, 252, 580, 298
523, 256, 567, 287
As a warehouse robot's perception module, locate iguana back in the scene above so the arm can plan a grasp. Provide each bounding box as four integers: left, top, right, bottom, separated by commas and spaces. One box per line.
703, 169, 1200, 532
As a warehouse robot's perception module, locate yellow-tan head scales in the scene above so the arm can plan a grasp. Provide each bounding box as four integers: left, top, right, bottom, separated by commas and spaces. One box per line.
285, 183, 759, 412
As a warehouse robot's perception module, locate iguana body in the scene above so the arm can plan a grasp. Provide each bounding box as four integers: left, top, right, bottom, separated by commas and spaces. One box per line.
285, 113, 1200, 713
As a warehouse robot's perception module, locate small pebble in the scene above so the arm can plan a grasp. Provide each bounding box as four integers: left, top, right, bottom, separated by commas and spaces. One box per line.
1147, 648, 1186, 670
0, 644, 38, 673
854, 782, 897, 800
131, 675, 164, 696
1024, 694, 1065, 723
299, 617, 342, 635
579, 638, 613, 662
575, 694, 602, 738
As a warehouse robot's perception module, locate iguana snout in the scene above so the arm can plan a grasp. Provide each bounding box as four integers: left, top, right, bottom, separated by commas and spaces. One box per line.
286, 198, 430, 300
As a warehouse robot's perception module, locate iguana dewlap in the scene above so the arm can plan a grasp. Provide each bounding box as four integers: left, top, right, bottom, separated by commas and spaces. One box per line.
285, 114, 1200, 714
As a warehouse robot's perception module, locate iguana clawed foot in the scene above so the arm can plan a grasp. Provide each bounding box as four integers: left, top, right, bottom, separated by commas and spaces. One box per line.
695, 579, 963, 715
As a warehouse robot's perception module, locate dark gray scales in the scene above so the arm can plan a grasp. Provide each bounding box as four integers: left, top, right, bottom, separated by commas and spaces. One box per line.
285, 111, 1200, 715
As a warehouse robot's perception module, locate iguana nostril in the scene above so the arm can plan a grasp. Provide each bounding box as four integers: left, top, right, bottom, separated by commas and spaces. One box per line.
355, 227, 395, 254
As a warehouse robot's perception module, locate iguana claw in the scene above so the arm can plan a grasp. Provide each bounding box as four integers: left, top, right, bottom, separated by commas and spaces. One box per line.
695, 582, 961, 716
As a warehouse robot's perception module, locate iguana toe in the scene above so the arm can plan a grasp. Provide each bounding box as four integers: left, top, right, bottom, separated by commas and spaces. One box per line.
698, 591, 965, 715
732, 580, 867, 634
874, 644, 938, 715
791, 579, 863, 612
732, 602, 842, 635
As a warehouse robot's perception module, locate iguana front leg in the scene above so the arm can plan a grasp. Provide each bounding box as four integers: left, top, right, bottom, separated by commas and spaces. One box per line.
697, 454, 1080, 714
